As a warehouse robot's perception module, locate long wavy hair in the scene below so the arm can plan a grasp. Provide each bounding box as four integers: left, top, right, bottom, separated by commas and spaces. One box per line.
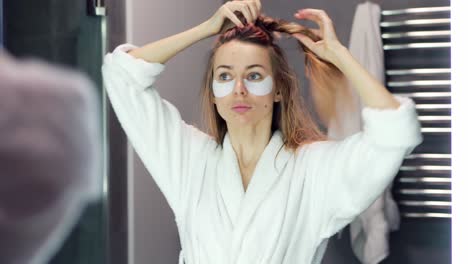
200, 13, 348, 154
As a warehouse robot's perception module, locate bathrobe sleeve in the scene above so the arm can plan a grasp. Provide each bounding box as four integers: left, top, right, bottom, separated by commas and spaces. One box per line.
101, 44, 213, 216
306, 95, 423, 239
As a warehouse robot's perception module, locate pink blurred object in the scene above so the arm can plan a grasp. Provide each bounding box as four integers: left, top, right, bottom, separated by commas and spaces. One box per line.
0, 48, 102, 264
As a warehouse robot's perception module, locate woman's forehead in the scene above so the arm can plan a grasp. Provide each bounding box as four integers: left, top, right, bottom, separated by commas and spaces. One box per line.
214, 42, 271, 71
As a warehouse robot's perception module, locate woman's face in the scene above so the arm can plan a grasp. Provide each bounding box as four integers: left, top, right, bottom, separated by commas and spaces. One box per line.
212, 40, 281, 129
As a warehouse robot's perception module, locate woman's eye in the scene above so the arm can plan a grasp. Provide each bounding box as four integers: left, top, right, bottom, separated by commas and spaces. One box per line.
219, 73, 231, 81
248, 72, 262, 81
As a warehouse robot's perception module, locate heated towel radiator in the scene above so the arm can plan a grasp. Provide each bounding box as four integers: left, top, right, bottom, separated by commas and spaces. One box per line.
381, 6, 451, 219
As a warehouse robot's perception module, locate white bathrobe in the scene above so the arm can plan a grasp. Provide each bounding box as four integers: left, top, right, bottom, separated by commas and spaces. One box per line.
101, 44, 423, 264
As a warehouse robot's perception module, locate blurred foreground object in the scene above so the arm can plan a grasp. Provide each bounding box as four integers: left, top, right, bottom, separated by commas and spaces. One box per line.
0, 48, 102, 264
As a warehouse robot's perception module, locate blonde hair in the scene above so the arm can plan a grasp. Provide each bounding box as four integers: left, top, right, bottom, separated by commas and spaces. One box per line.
199, 13, 348, 154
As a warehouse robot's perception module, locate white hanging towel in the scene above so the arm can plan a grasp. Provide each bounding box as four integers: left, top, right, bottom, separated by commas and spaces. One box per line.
327, 2, 401, 264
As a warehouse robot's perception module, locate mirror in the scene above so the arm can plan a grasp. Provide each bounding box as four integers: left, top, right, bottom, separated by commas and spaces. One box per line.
120, 0, 451, 263
0, 0, 455, 263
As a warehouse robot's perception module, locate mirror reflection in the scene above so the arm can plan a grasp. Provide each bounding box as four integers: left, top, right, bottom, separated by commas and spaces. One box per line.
0, 0, 451, 263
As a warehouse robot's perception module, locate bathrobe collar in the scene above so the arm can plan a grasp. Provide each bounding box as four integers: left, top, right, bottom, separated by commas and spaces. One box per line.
217, 129, 293, 230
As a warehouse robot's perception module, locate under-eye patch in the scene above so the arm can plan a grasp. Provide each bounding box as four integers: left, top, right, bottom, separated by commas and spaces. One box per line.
212, 75, 273, 97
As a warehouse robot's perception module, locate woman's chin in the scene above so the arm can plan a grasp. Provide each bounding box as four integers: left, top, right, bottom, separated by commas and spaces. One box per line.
228, 116, 254, 126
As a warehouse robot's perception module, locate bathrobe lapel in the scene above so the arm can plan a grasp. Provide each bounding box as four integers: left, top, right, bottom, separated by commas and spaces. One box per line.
217, 130, 293, 231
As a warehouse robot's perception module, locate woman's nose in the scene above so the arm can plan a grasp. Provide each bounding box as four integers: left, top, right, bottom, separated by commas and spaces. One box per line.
233, 78, 248, 95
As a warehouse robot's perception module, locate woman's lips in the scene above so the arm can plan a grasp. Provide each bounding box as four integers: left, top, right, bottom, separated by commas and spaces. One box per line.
232, 106, 252, 113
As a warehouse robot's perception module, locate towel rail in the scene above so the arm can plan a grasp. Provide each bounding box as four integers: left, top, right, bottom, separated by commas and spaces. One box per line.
399, 165, 451, 172
401, 212, 451, 218
388, 80, 451, 87
399, 201, 451, 207
382, 30, 450, 39
380, 18, 450, 28
381, 6, 450, 16
418, 116, 451, 121
386, 69, 450, 75
421, 128, 451, 134
398, 177, 451, 184
397, 189, 451, 195
382, 5, 452, 219
405, 153, 451, 159
395, 92, 451, 98
383, 42, 450, 50
414, 104, 450, 110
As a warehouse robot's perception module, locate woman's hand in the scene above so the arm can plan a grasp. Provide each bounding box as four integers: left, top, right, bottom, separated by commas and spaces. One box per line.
291, 9, 346, 65
292, 9, 401, 110
204, 0, 262, 36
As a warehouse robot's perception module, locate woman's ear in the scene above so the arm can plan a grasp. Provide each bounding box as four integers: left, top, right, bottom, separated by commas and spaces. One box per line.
274, 90, 282, 102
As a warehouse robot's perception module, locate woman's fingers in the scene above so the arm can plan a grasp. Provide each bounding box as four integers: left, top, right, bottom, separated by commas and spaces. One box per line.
296, 8, 331, 24
230, 2, 253, 24
236, 0, 259, 20
292, 33, 317, 52
219, 0, 261, 33
210, 0, 261, 35
223, 6, 243, 27
246, 1, 258, 21
295, 9, 332, 31
255, 0, 262, 16
230, 0, 261, 24
241, 3, 254, 24
291, 8, 343, 61
310, 28, 322, 39
255, 0, 262, 10
295, 8, 337, 39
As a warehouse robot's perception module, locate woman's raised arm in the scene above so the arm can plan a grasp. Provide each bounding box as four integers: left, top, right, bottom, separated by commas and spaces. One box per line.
292, 8, 400, 110
128, 0, 262, 64
302, 95, 423, 239
293, 8, 423, 239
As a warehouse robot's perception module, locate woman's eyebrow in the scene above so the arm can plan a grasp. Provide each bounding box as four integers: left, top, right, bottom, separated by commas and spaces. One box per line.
215, 64, 265, 70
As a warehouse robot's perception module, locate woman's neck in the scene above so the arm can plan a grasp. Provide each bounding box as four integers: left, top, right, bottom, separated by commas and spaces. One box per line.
227, 123, 272, 168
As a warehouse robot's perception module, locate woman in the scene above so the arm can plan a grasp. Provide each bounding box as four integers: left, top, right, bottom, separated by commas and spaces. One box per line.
101, 1, 423, 263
